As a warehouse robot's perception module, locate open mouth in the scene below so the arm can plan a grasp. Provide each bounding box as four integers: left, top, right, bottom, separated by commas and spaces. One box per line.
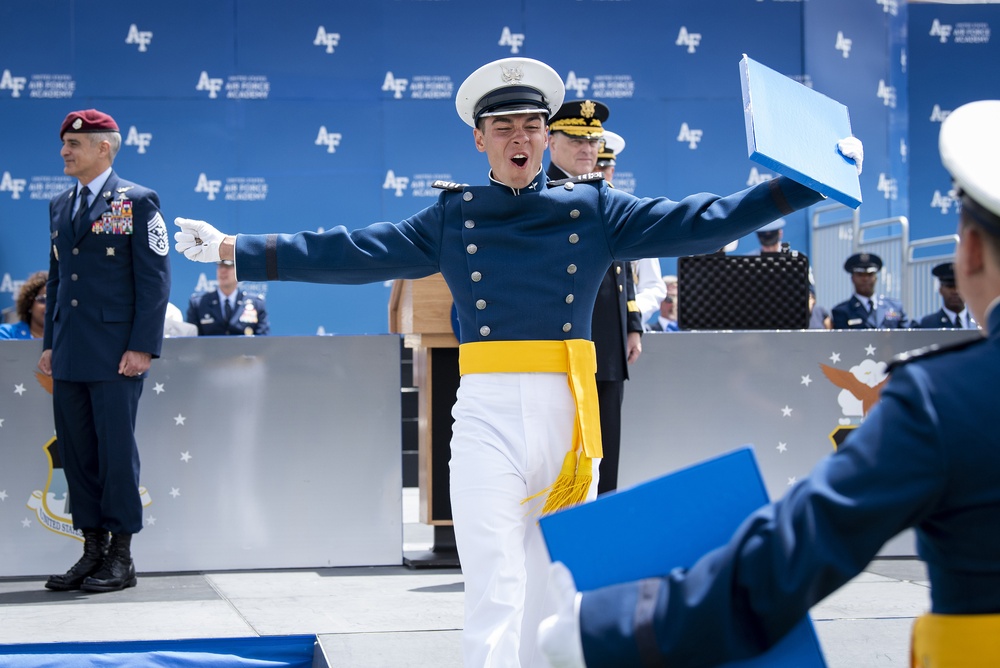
510, 153, 528, 168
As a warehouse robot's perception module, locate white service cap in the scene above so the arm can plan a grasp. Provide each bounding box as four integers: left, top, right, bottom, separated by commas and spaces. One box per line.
455, 57, 565, 128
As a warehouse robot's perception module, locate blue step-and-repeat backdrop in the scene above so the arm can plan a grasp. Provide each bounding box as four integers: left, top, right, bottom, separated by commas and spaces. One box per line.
1, 0, 998, 335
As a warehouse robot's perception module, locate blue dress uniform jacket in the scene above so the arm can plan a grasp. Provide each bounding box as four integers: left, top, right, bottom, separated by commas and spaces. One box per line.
186, 290, 270, 336
831, 294, 911, 329
234, 172, 823, 343
44, 172, 171, 380
918, 308, 975, 329
575, 306, 1000, 667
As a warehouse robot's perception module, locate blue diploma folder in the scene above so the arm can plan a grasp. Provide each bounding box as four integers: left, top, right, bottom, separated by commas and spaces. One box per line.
539, 446, 827, 667
740, 54, 862, 209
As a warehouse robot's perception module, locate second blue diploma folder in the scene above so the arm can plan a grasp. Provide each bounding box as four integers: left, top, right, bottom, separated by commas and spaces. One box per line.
539, 446, 827, 667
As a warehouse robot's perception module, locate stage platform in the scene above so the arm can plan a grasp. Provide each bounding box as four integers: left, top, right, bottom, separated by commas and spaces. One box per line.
0, 489, 930, 667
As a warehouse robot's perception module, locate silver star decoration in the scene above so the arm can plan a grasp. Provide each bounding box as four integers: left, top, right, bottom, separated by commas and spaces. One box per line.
146, 515, 156, 526
829, 352, 841, 364
170, 487, 181, 498
14, 383, 26, 396
174, 414, 186, 426
153, 382, 165, 394
776, 442, 788, 453
781, 405, 793, 417
180, 451, 192, 463
0, 418, 4, 427
107, 247, 115, 256
787, 477, 797, 486
21, 518, 31, 528
865, 344, 877, 356
0, 490, 8, 501
800, 375, 812, 386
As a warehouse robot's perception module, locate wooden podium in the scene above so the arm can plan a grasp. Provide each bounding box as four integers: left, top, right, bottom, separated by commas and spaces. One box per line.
388, 274, 461, 568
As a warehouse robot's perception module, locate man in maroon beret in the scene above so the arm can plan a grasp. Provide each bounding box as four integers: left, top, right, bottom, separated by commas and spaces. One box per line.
39, 109, 171, 593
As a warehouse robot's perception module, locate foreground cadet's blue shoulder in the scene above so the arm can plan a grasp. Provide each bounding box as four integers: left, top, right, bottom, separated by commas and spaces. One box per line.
886, 336, 986, 373
432, 180, 468, 192
546, 172, 605, 189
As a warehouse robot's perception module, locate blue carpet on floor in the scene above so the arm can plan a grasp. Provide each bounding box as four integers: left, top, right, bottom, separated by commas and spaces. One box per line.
0, 635, 317, 667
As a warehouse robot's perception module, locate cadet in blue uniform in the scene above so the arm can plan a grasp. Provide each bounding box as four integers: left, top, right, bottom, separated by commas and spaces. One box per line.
174, 58, 860, 667
39, 110, 171, 593
831, 252, 912, 328
546, 99, 643, 496
917, 261, 977, 329
186, 260, 270, 336
538, 99, 1000, 668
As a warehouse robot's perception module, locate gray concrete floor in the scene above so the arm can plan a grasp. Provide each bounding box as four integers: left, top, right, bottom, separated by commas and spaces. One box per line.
0, 489, 929, 667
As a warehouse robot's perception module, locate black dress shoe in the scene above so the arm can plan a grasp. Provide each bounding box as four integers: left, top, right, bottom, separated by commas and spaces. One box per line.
45, 529, 109, 591
81, 532, 137, 593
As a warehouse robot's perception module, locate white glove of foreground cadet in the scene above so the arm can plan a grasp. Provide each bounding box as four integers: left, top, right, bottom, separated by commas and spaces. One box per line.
174, 217, 225, 263
538, 561, 586, 668
837, 136, 864, 175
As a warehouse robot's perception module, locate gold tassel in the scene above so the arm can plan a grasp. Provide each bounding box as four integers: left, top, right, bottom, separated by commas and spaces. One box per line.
522, 451, 593, 517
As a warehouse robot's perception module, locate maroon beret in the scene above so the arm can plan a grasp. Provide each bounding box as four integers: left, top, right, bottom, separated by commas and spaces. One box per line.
60, 109, 119, 138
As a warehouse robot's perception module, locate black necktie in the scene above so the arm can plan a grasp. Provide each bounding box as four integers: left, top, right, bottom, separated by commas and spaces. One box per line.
224, 298, 234, 322
867, 299, 875, 315
955, 314, 963, 328
73, 186, 90, 234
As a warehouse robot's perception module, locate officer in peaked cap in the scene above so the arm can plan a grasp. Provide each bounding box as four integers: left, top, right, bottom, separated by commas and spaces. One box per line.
186, 260, 270, 336
538, 102, 1000, 668
595, 129, 625, 182
917, 261, 976, 328
546, 102, 643, 498
174, 55, 862, 667
41, 109, 170, 594
843, 251, 882, 273
547, 99, 610, 180
831, 252, 911, 328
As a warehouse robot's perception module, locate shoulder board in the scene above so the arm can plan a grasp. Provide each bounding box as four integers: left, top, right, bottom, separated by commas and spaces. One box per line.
546, 172, 606, 188
887, 335, 985, 373
432, 180, 468, 192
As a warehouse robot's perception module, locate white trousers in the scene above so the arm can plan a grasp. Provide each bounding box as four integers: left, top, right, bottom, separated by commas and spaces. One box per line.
450, 372, 599, 668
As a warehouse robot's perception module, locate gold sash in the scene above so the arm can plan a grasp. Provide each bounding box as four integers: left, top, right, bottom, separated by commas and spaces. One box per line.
459, 340, 603, 515
911, 612, 1000, 667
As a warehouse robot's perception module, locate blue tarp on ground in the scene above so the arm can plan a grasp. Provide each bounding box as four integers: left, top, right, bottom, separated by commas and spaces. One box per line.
0, 635, 316, 668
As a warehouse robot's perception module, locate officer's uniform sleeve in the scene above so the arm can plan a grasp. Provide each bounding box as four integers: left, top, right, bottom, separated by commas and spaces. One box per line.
577, 364, 947, 667
128, 188, 171, 357
602, 176, 824, 261
234, 201, 446, 284
255, 295, 270, 335
625, 263, 642, 335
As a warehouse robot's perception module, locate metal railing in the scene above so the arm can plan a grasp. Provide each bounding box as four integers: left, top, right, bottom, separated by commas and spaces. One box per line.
810, 204, 954, 324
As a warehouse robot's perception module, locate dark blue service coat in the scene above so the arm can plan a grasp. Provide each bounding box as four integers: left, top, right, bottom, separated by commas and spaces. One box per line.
831, 294, 911, 329
576, 307, 1000, 667
186, 290, 270, 336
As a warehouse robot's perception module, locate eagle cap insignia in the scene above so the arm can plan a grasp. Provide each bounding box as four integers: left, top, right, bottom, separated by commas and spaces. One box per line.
500, 64, 524, 84
580, 100, 596, 119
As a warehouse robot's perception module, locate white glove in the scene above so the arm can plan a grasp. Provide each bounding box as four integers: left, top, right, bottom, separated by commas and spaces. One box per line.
837, 136, 864, 175
174, 217, 225, 263
538, 562, 586, 668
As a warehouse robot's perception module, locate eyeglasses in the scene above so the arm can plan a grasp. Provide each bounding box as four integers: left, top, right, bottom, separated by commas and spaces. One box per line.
34, 295, 47, 304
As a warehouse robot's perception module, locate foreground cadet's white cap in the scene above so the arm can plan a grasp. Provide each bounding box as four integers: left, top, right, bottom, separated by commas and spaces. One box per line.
455, 57, 565, 128
940, 100, 1000, 222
